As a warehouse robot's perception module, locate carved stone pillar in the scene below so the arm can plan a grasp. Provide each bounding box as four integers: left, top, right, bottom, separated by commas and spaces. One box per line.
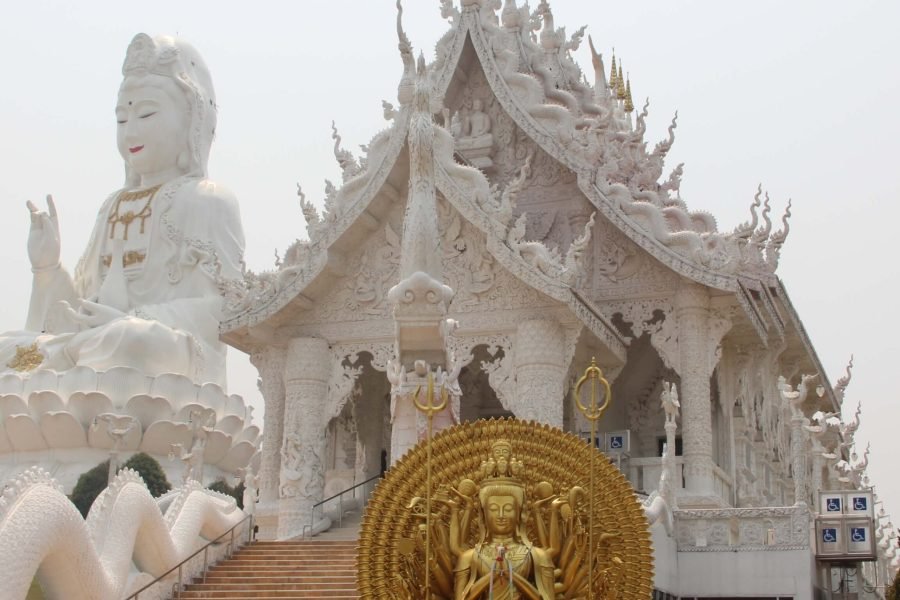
278, 337, 330, 540
514, 319, 566, 427
250, 347, 286, 539
674, 285, 716, 503
251, 348, 286, 506
810, 441, 825, 504
661, 417, 678, 506
790, 414, 809, 506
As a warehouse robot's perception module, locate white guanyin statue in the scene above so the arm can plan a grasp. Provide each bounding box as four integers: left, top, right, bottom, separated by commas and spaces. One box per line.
0, 33, 244, 387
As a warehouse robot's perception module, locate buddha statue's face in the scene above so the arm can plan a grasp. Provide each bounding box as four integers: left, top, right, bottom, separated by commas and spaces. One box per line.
485, 494, 518, 537
116, 75, 189, 185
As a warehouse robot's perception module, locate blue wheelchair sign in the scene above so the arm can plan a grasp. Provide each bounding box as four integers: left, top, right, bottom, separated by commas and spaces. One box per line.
851, 528, 866, 543
822, 528, 838, 544
609, 436, 623, 449
853, 497, 867, 511
826, 498, 841, 512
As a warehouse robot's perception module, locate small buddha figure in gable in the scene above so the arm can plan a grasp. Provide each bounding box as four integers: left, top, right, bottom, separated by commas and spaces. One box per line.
453, 98, 494, 170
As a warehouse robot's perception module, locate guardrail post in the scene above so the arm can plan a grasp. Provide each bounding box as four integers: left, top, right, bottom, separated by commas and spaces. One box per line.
203, 545, 209, 583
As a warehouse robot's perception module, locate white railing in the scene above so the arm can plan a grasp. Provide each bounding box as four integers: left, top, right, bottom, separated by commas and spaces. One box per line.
628, 457, 733, 506
628, 456, 684, 494
712, 464, 734, 506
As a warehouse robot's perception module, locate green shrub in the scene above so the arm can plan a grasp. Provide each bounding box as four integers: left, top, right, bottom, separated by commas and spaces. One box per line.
69, 460, 110, 517
69, 453, 172, 517
207, 479, 245, 509
122, 452, 171, 498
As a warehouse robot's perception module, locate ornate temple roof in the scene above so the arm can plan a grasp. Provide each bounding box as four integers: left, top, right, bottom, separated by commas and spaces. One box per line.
219, 0, 831, 399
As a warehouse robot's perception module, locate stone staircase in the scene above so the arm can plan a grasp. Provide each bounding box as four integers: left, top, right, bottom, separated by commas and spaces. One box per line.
178, 538, 359, 599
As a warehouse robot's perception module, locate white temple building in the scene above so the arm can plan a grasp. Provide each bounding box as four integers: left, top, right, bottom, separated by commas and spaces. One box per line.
218, 1, 898, 597
0, 1, 897, 598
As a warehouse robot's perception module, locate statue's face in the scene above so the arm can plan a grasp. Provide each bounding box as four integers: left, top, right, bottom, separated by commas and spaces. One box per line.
492, 443, 511, 462
485, 494, 517, 537
116, 75, 189, 181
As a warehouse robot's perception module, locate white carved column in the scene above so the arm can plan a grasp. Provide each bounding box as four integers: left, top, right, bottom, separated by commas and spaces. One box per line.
810, 440, 825, 503
674, 285, 716, 501
660, 382, 679, 507
278, 337, 330, 540
779, 374, 812, 507
250, 348, 286, 508
514, 319, 566, 427
789, 415, 809, 506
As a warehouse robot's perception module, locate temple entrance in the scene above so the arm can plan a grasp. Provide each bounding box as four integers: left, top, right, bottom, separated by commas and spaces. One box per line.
323, 358, 391, 500
458, 345, 513, 422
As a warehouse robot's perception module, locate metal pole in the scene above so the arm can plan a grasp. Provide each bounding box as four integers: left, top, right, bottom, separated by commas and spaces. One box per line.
573, 358, 612, 600
413, 372, 448, 600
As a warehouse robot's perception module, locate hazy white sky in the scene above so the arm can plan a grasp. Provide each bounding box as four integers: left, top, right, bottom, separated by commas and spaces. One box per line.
1, 1, 898, 526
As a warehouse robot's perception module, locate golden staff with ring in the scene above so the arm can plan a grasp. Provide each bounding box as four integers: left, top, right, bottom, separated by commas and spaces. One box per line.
413, 369, 448, 600
573, 357, 612, 600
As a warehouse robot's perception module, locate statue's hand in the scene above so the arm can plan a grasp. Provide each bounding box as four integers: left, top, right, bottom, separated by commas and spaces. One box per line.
65, 300, 126, 328
26, 195, 61, 271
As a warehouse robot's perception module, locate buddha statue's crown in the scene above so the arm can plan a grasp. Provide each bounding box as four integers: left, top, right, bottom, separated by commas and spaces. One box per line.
477, 439, 525, 488
122, 33, 179, 77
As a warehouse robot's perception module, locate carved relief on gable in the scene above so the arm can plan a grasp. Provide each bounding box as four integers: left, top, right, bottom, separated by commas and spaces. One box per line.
299, 206, 404, 325
590, 215, 680, 300
508, 137, 586, 256
438, 196, 552, 314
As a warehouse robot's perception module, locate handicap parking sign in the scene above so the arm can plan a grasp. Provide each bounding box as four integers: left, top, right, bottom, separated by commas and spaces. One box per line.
822, 528, 838, 543
853, 497, 867, 511
851, 528, 866, 543
826, 498, 842, 512
609, 436, 623, 449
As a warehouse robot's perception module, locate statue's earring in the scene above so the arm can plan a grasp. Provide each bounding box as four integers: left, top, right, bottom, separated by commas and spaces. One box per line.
176, 150, 190, 171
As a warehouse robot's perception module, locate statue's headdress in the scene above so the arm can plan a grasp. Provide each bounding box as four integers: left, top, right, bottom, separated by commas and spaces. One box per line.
121, 33, 217, 183
476, 439, 526, 508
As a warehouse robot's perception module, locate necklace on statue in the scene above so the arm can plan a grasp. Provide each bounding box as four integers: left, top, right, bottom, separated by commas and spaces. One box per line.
107, 183, 161, 240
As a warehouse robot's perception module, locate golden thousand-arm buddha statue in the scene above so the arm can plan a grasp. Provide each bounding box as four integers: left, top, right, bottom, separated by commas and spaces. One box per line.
357, 419, 654, 600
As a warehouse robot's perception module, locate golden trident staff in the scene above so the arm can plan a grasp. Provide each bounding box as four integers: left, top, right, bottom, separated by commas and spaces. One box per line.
573, 357, 612, 600
413, 370, 448, 600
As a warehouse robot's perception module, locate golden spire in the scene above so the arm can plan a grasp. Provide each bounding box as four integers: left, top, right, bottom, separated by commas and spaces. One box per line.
625, 75, 634, 113
609, 50, 617, 89
616, 64, 626, 100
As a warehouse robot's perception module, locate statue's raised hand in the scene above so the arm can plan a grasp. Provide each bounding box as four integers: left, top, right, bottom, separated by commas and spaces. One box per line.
26, 195, 61, 272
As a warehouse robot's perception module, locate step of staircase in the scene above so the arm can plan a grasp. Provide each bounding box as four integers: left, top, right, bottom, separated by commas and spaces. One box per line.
179, 539, 360, 599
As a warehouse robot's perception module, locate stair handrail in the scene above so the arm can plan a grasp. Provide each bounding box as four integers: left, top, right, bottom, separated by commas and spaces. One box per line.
303, 474, 381, 537
124, 513, 254, 600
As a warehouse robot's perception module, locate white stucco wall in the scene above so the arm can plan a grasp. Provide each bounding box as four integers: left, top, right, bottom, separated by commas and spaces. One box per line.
674, 548, 814, 598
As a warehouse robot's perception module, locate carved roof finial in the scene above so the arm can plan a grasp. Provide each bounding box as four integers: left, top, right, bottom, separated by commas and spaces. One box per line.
768, 199, 792, 248
588, 35, 608, 99
624, 75, 634, 113
396, 0, 416, 106
609, 50, 618, 89
617, 64, 626, 100
834, 355, 854, 407
734, 185, 762, 239
501, 0, 521, 29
